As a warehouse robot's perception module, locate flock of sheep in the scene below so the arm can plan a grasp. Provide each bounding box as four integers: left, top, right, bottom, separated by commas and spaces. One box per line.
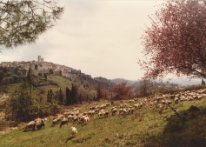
23, 88, 206, 137
23, 100, 143, 136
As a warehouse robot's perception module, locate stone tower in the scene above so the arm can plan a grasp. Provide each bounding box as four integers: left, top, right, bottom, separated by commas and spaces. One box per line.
38, 56, 44, 62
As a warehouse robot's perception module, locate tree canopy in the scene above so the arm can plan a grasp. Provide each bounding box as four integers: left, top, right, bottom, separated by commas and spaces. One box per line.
143, 0, 206, 79
0, 0, 63, 48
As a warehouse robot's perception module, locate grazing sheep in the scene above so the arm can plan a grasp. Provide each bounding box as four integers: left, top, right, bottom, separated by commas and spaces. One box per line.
83, 112, 88, 116
98, 110, 104, 118
73, 109, 80, 116
128, 99, 135, 103
119, 108, 128, 115
111, 107, 118, 116
98, 109, 109, 118
71, 126, 78, 137
80, 115, 90, 124
68, 115, 73, 122
64, 111, 73, 117
174, 97, 179, 103
24, 121, 36, 131
128, 107, 135, 114
24, 118, 45, 132
72, 115, 79, 122
104, 111, 109, 117
60, 117, 69, 128
42, 118, 48, 122
90, 106, 96, 110
52, 118, 61, 127
88, 110, 95, 117
35, 119, 45, 130
134, 103, 140, 109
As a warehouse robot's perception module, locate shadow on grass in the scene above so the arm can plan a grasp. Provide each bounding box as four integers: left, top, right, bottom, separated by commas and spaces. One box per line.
65, 136, 75, 143
145, 106, 206, 147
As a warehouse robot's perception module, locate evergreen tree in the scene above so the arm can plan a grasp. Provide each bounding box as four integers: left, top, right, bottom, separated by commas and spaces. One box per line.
65, 87, 71, 105
44, 73, 48, 81
26, 67, 34, 93
59, 88, 64, 104
70, 84, 78, 104
47, 89, 54, 103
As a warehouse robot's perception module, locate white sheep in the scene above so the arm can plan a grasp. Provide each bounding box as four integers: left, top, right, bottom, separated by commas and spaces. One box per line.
128, 107, 135, 114
59, 117, 69, 128
71, 126, 78, 137
111, 107, 118, 116
88, 110, 95, 117
82, 115, 90, 124
128, 99, 135, 103
119, 108, 128, 115
98, 109, 109, 118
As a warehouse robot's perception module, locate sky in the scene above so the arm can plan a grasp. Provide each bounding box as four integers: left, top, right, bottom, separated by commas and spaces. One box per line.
0, 0, 165, 80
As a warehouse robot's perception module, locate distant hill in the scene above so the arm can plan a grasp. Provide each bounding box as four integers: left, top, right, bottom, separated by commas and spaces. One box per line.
112, 77, 203, 87
111, 78, 137, 85
112, 78, 178, 87
164, 77, 202, 86
0, 56, 113, 89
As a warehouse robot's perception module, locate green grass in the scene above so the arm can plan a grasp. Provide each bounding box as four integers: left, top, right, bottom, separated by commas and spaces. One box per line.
1, 97, 206, 147
36, 75, 72, 94
48, 76, 72, 88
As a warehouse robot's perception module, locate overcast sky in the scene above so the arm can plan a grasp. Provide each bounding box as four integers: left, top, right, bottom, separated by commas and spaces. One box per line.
0, 0, 164, 80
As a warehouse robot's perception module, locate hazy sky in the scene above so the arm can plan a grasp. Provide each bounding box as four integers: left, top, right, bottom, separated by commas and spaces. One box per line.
0, 0, 164, 80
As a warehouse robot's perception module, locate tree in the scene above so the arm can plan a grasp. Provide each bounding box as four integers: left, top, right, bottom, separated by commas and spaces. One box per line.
100, 88, 111, 99
201, 79, 206, 85
47, 89, 54, 103
139, 80, 153, 97
96, 86, 111, 99
112, 82, 133, 100
70, 84, 78, 104
26, 67, 36, 93
65, 85, 79, 105
6, 82, 38, 121
58, 88, 64, 104
142, 0, 206, 79
44, 73, 47, 81
65, 86, 71, 105
0, 0, 63, 48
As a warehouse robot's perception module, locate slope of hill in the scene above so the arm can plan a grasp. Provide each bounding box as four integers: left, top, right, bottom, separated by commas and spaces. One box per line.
0, 57, 113, 89
1, 88, 206, 147
0, 57, 115, 129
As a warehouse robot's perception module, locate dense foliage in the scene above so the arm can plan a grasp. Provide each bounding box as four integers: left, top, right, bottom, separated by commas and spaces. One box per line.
0, 0, 63, 47
6, 83, 38, 121
143, 0, 206, 79
6, 82, 59, 121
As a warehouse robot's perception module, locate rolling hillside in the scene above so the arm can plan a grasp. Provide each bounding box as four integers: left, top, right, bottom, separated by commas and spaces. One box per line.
1, 88, 206, 147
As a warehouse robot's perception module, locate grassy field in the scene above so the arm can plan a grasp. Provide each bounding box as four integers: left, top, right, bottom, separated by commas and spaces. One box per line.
0, 97, 206, 147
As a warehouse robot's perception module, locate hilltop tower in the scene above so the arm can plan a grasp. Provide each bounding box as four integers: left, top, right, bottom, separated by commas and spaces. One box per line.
38, 56, 44, 62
